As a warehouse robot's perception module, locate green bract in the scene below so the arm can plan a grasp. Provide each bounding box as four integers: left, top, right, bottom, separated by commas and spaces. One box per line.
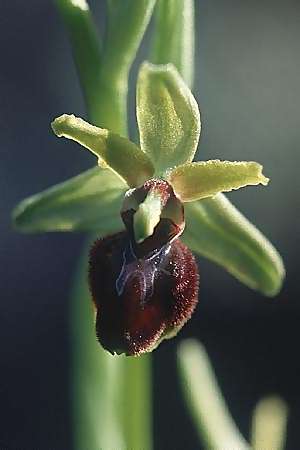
13, 62, 285, 296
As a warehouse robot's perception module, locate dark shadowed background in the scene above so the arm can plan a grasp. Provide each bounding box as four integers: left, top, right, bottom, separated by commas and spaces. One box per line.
1, 1, 299, 449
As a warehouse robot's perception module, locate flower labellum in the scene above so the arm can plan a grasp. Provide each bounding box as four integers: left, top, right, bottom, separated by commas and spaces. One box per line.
89, 179, 199, 356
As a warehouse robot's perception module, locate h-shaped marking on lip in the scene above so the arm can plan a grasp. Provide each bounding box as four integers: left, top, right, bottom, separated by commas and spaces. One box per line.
115, 240, 171, 307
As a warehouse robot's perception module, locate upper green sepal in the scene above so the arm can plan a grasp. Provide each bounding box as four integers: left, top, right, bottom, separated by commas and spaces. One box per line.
136, 62, 200, 175
13, 167, 126, 234
52, 114, 154, 187
168, 160, 269, 202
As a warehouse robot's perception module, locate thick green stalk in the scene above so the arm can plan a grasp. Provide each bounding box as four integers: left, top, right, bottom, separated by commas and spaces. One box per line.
71, 245, 126, 449
55, 2, 156, 449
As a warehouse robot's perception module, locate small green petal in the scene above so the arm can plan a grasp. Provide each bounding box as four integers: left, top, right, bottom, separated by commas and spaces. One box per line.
52, 114, 154, 187
182, 194, 285, 296
168, 160, 269, 202
133, 190, 164, 243
136, 62, 200, 175
13, 167, 126, 233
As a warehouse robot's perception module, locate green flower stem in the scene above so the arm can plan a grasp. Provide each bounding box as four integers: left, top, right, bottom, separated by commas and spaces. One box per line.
177, 340, 251, 450
71, 245, 126, 450
121, 355, 153, 450
151, 0, 195, 88
55, 2, 156, 449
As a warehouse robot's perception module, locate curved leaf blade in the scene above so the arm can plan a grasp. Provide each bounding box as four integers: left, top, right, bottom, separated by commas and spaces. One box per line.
182, 194, 285, 296
54, 0, 102, 121
169, 160, 269, 202
52, 114, 154, 187
137, 62, 200, 174
177, 340, 250, 450
13, 167, 126, 234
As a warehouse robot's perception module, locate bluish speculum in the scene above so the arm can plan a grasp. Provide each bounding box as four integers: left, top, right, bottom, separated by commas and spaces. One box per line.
116, 240, 171, 306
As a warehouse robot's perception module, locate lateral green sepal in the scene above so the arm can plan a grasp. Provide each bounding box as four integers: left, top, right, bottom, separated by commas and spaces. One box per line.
13, 167, 126, 234
182, 194, 285, 296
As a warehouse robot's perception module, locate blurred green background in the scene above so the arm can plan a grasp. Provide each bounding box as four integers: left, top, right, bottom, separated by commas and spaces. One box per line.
0, 1, 299, 448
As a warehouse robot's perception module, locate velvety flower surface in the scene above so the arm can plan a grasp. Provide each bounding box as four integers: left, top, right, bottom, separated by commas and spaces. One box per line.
89, 179, 199, 356
89, 232, 199, 356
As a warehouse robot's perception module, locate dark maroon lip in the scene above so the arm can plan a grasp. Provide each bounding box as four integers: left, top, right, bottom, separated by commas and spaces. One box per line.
88, 178, 199, 356
89, 232, 199, 356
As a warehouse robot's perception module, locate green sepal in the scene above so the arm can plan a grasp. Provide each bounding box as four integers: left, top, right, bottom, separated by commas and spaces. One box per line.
136, 62, 200, 175
13, 167, 127, 234
182, 194, 285, 297
168, 160, 269, 202
52, 114, 154, 187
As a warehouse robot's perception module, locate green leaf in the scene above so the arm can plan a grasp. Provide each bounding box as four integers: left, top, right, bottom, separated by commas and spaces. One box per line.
177, 340, 250, 450
182, 194, 285, 296
136, 62, 201, 175
168, 160, 269, 202
52, 114, 154, 187
150, 0, 195, 87
13, 167, 126, 234
251, 396, 288, 450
